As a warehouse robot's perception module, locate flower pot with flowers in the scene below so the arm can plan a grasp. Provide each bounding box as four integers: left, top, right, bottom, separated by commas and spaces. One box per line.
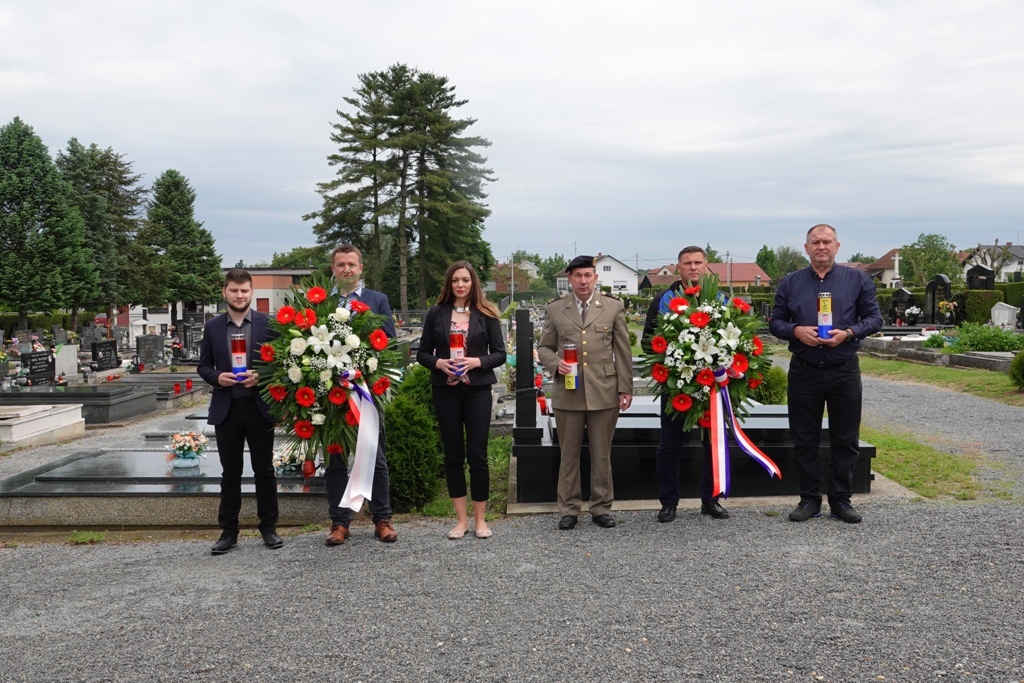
0, 347, 8, 378
256, 274, 402, 504
165, 429, 209, 468
905, 305, 922, 325
641, 274, 780, 497
937, 300, 957, 324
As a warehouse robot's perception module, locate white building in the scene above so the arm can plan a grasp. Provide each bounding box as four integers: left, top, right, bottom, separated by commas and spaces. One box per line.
961, 243, 1024, 282
555, 253, 639, 296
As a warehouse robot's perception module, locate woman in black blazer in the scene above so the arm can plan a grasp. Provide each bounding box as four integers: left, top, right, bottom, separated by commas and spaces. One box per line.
417, 260, 507, 539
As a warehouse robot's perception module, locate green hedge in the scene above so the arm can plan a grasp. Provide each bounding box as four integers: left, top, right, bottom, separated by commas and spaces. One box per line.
750, 365, 787, 405
1010, 352, 1024, 390
1, 312, 99, 339
954, 290, 1005, 324
1005, 281, 1024, 309
875, 289, 894, 315
384, 389, 443, 513
746, 285, 773, 294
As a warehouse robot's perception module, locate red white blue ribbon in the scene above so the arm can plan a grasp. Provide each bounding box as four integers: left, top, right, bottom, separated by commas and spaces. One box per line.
338, 369, 380, 511
709, 367, 782, 498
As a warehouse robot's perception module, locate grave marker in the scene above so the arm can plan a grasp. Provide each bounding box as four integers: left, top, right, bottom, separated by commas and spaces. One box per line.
20, 350, 55, 384
91, 339, 120, 371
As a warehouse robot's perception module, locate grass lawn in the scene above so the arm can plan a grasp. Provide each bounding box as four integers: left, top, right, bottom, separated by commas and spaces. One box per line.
861, 425, 981, 500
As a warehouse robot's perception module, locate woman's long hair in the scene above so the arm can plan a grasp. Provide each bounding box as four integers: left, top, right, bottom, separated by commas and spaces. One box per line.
436, 260, 500, 318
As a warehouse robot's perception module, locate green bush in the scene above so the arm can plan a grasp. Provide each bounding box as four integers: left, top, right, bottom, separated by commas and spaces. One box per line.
875, 289, 894, 317
1005, 281, 1024, 309
1009, 352, 1024, 391
628, 330, 637, 347
921, 333, 946, 349
750, 365, 787, 405
384, 392, 443, 513
956, 290, 1004, 324
947, 323, 1024, 353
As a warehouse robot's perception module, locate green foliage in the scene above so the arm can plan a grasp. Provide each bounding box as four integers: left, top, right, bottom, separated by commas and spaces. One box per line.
921, 333, 947, 349
847, 252, 876, 264
0, 117, 91, 328
704, 243, 722, 263
755, 245, 779, 281
268, 245, 332, 275
774, 246, 809, 277
384, 392, 442, 513
1005, 281, 1024, 309
900, 233, 962, 286
746, 285, 773, 294
947, 323, 1024, 354
875, 289, 894, 317
750, 365, 787, 405
68, 530, 107, 545
956, 290, 1004, 324
628, 330, 637, 347
1009, 351, 1024, 391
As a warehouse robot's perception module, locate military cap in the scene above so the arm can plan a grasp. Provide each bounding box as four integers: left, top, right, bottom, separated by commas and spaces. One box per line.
565, 255, 597, 273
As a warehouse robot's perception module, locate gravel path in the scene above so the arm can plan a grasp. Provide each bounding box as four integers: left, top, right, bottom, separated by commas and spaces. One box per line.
0, 501, 1022, 682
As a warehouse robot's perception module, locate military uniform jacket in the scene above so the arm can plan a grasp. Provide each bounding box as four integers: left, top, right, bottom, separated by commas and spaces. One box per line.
537, 294, 633, 412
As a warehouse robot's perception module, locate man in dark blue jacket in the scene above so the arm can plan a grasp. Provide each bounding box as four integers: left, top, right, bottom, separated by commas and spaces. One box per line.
323, 244, 398, 546
198, 269, 282, 554
770, 224, 882, 523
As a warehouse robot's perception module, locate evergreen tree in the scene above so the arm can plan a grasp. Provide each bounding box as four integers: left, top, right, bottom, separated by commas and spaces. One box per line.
144, 170, 222, 328
901, 233, 962, 286
847, 252, 876, 264
755, 244, 780, 282
0, 117, 90, 329
704, 244, 723, 263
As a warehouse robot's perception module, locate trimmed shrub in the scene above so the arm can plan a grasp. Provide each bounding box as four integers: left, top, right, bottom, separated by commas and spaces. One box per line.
875, 289, 894, 317
955, 290, 1004, 324
947, 323, 1024, 353
628, 330, 637, 347
1010, 351, 1024, 391
384, 392, 443, 512
1005, 281, 1024, 309
750, 365, 787, 405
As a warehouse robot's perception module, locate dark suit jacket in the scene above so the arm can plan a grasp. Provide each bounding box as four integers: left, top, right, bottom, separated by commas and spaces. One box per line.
417, 304, 507, 386
197, 310, 274, 426
352, 287, 397, 338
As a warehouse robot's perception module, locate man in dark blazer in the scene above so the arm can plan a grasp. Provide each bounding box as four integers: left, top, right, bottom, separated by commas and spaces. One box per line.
197, 268, 282, 555
324, 244, 398, 545
537, 255, 633, 530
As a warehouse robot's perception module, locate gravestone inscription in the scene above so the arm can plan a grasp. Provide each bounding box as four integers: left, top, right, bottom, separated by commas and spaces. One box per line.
52, 326, 68, 345
92, 339, 120, 371
924, 274, 952, 324
20, 350, 55, 384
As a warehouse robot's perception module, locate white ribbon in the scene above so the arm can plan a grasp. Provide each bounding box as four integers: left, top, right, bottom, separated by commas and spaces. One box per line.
338, 379, 380, 511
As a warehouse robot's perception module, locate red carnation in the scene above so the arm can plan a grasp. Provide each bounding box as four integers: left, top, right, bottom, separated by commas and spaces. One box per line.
748, 376, 763, 390
671, 393, 693, 412
260, 343, 275, 363
294, 420, 314, 439
306, 286, 327, 304
696, 368, 715, 386
276, 306, 296, 325
268, 385, 288, 402
369, 329, 388, 351
328, 386, 347, 406
344, 410, 359, 426
327, 443, 343, 456
684, 286, 700, 296
651, 363, 669, 383
371, 376, 391, 395
752, 336, 764, 356
731, 353, 749, 374
689, 311, 710, 328
350, 300, 370, 314
732, 298, 751, 314
698, 411, 711, 429
650, 335, 668, 354
295, 386, 316, 408
668, 297, 687, 314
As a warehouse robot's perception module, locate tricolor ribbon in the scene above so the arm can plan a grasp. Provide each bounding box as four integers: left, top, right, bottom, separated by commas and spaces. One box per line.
337, 369, 381, 511
709, 367, 782, 498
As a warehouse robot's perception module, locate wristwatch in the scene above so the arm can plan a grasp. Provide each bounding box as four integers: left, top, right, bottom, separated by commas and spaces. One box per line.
845, 329, 854, 342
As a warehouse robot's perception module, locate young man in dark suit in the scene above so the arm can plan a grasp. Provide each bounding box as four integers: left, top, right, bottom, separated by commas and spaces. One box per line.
197, 268, 282, 555
323, 244, 398, 545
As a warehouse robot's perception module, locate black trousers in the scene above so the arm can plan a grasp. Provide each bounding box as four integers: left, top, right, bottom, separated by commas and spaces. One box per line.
324, 413, 392, 526
655, 394, 715, 506
787, 355, 863, 503
214, 397, 278, 534
432, 383, 493, 502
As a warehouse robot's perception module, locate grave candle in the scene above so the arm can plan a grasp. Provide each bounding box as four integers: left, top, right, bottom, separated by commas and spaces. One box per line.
563, 343, 578, 390
230, 333, 247, 378
817, 292, 833, 339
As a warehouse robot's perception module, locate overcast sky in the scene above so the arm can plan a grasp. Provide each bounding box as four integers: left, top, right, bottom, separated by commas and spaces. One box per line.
3, 1, 1023, 272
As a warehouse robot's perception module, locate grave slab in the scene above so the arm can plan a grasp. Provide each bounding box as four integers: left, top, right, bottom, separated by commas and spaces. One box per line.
0, 404, 86, 446
0, 385, 157, 423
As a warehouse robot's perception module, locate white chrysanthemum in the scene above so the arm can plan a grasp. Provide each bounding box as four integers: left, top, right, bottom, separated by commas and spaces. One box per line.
306, 325, 335, 354
287, 366, 303, 383
367, 357, 378, 373
325, 339, 352, 370
311, 413, 326, 425
345, 333, 361, 349
717, 322, 742, 350
329, 307, 351, 322
289, 337, 308, 356
691, 336, 720, 364
319, 369, 332, 383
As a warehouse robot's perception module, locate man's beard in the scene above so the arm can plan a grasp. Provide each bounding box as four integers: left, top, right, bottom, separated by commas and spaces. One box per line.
227, 301, 250, 314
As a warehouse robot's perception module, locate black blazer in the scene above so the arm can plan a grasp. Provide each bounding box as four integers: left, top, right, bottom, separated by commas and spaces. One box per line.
417, 304, 507, 387
197, 310, 274, 425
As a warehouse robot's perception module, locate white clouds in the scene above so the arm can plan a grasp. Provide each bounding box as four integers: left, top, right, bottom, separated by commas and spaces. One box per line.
2, 1, 1023, 267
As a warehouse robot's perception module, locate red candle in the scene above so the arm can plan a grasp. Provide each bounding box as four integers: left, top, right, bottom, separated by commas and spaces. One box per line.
173, 383, 181, 395
563, 344, 578, 364
185, 378, 193, 391
449, 331, 465, 356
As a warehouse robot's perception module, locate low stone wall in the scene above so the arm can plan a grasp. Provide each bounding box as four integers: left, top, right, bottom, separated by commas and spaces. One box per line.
897, 348, 950, 365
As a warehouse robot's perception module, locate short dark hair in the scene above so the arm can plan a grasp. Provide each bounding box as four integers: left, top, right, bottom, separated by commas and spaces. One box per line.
807, 224, 838, 239
678, 246, 706, 259
331, 244, 362, 263
224, 268, 252, 287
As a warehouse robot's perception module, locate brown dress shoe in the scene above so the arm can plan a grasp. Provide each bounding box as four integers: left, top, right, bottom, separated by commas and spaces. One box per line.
325, 523, 349, 546
374, 518, 398, 543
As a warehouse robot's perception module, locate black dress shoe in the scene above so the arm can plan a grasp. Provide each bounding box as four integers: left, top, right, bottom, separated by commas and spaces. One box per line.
211, 534, 237, 555
700, 500, 730, 519
261, 531, 284, 549
558, 515, 578, 530
591, 514, 616, 528
657, 505, 677, 523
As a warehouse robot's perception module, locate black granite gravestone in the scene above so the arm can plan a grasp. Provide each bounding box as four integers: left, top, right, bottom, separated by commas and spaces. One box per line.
891, 287, 914, 321
91, 339, 120, 371
966, 264, 995, 290
20, 350, 55, 384
52, 326, 68, 345
136, 335, 163, 368
924, 274, 951, 324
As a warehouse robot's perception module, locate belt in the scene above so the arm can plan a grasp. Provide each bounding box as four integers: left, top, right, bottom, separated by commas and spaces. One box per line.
791, 355, 852, 369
